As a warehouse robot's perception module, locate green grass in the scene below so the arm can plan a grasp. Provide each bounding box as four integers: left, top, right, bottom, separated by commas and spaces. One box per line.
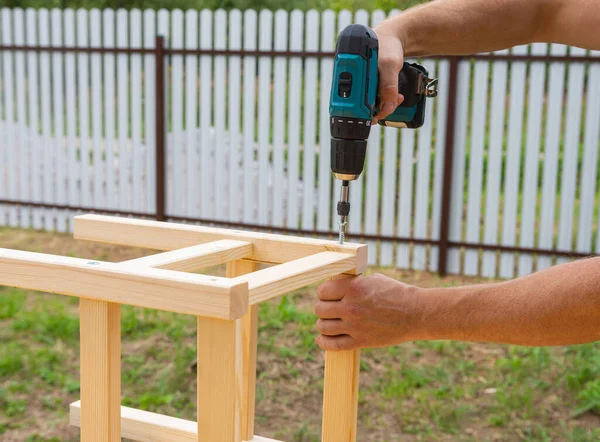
3, 282, 599, 441
0, 230, 599, 440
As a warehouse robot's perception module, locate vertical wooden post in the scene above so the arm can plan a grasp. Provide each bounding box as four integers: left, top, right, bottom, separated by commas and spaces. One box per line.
227, 260, 260, 441
437, 55, 460, 276
154, 35, 166, 221
80, 299, 121, 442
322, 349, 360, 442
321, 275, 360, 442
197, 316, 242, 442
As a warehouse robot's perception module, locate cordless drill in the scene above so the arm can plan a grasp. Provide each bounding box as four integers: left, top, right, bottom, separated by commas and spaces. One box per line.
330, 24, 438, 244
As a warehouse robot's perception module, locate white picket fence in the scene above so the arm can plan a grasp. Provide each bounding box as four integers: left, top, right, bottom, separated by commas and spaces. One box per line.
1, 7, 599, 278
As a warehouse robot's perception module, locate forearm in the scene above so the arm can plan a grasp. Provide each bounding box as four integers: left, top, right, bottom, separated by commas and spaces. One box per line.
377, 0, 600, 57
418, 257, 600, 346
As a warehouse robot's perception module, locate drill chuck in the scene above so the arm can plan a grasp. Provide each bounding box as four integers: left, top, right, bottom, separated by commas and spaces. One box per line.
330, 138, 367, 181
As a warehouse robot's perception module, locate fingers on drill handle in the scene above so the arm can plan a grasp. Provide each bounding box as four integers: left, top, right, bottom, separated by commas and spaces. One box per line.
373, 93, 405, 124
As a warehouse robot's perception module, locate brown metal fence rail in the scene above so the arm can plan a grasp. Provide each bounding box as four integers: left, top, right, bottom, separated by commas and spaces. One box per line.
1, 37, 599, 275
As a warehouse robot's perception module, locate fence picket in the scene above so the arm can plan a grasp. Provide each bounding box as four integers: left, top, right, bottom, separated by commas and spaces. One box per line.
499, 44, 528, 279
185, 10, 198, 219
157, 9, 170, 214
272, 10, 288, 228
537, 44, 568, 270
214, 10, 227, 221
228, 9, 242, 222
143, 9, 156, 215
200, 9, 214, 219
413, 62, 436, 271
429, 58, 450, 272
287, 10, 303, 229
14, 9, 30, 229
116, 9, 129, 211
64, 9, 77, 227
481, 50, 509, 277
104, 9, 116, 212
397, 129, 415, 269
171, 9, 184, 217
76, 8, 91, 212
2, 9, 17, 227
380, 127, 398, 266
39, 9, 53, 230
317, 10, 335, 233
258, 9, 273, 226
447, 59, 472, 274
300, 10, 319, 231
578, 51, 600, 254
464, 56, 490, 276
88, 9, 103, 214
242, 9, 257, 223
25, 8, 41, 229
50, 9, 67, 231
130, 9, 143, 213
365, 124, 381, 265
556, 47, 587, 264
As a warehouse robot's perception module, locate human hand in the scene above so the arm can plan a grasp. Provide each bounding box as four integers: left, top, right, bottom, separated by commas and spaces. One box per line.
373, 24, 405, 123
314, 274, 423, 351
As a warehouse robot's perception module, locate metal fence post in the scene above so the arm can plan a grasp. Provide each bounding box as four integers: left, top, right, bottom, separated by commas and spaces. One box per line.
437, 56, 460, 276
155, 35, 166, 222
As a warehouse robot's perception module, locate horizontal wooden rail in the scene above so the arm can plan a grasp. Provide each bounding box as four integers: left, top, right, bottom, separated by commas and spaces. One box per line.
0, 248, 247, 319
123, 240, 253, 271
74, 215, 367, 274
69, 401, 281, 442
234, 252, 359, 305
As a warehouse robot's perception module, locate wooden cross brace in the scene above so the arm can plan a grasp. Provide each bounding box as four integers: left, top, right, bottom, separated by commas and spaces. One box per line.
0, 215, 367, 442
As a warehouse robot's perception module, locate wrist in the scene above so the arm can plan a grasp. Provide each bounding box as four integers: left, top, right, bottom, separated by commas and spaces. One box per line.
375, 16, 412, 56
374, 18, 406, 46
412, 286, 467, 342
398, 284, 439, 342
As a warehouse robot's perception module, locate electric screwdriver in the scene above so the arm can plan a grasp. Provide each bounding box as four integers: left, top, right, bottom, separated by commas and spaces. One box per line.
330, 24, 438, 244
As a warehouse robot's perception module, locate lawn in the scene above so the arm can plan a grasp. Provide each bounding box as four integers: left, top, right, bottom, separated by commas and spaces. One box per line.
0, 227, 599, 441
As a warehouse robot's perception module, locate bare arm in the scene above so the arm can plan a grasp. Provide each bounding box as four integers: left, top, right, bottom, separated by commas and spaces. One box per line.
374, 0, 600, 120
315, 258, 600, 350
421, 257, 600, 346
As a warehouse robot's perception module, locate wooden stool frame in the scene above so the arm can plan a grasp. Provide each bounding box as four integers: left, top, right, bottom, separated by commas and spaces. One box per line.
0, 215, 367, 442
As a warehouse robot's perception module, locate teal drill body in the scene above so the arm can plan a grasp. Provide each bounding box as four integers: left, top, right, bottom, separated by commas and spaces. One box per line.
330, 24, 437, 243
329, 55, 419, 125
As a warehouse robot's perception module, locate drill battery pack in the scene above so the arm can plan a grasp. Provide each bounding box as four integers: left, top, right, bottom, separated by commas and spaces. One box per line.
378, 62, 438, 129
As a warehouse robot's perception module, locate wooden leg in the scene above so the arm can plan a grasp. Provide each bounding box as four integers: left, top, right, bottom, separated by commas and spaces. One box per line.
321, 274, 360, 442
322, 350, 361, 442
80, 299, 121, 442
197, 316, 241, 442
227, 260, 260, 441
